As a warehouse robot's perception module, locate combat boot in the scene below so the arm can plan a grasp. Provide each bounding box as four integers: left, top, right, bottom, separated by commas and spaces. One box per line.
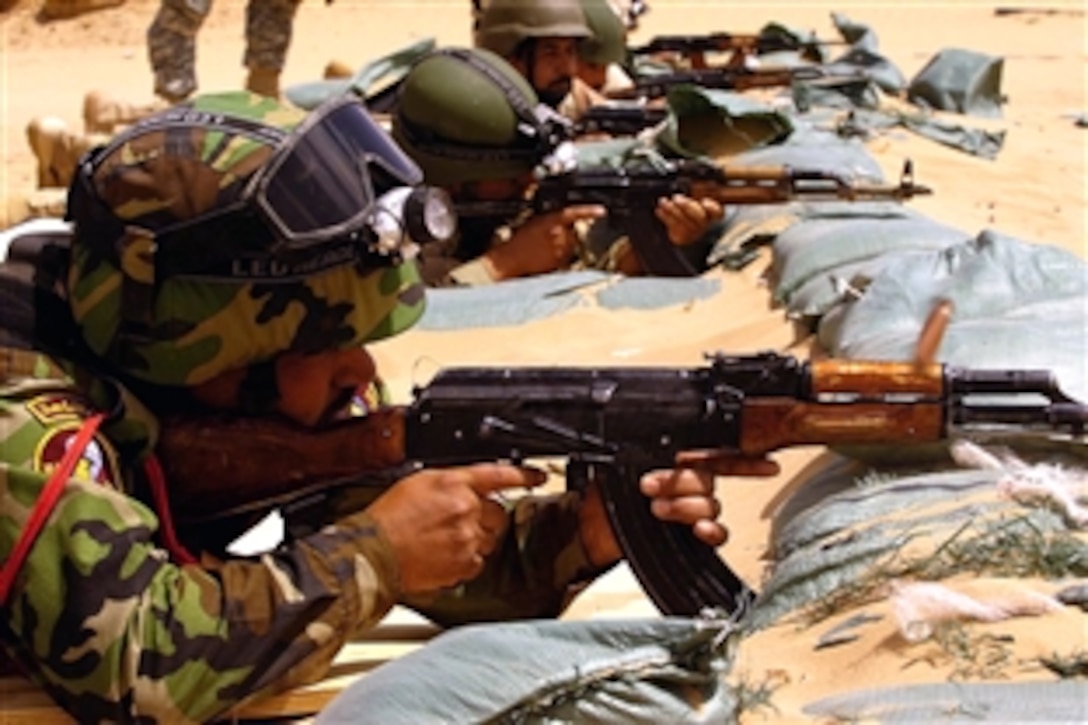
154, 75, 196, 105
245, 66, 282, 100
324, 59, 354, 80
26, 117, 104, 189
25, 116, 69, 189
83, 90, 168, 135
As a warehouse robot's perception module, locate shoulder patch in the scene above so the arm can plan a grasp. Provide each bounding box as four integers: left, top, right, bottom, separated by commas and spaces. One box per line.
25, 392, 95, 426
32, 422, 123, 489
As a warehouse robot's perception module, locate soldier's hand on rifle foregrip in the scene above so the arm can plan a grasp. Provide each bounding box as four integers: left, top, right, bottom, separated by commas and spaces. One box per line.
650, 455, 780, 545
655, 195, 724, 247
579, 457, 778, 566
366, 463, 547, 593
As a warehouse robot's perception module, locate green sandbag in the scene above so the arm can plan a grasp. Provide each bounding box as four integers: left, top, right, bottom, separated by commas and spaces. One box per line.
907, 48, 1006, 118
284, 38, 436, 110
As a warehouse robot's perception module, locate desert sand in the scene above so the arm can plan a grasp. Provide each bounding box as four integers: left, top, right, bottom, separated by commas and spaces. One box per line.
0, 0, 1085, 722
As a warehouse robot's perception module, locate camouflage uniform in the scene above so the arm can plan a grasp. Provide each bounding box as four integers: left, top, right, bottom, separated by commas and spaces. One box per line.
147, 0, 303, 101
0, 92, 605, 722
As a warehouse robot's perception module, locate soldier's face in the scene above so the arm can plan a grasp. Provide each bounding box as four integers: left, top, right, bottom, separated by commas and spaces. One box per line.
191, 347, 377, 427
515, 37, 579, 107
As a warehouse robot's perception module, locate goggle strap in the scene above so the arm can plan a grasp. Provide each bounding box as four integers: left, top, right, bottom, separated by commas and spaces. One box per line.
91, 108, 288, 165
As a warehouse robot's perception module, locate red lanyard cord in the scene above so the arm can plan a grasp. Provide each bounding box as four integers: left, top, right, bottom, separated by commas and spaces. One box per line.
0, 414, 104, 607
141, 455, 197, 566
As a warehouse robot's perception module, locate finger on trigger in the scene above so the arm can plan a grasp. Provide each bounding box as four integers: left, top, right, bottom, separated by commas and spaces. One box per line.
464, 462, 547, 495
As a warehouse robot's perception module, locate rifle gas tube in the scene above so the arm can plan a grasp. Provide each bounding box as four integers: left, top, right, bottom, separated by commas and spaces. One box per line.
159, 352, 1087, 616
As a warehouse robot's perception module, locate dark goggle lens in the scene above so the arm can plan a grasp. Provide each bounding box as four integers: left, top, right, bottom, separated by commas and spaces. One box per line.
261, 101, 424, 242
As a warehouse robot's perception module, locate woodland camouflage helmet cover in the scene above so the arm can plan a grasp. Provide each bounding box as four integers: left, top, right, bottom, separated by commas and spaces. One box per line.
64, 91, 425, 387
391, 48, 570, 186
578, 0, 628, 66
474, 0, 592, 58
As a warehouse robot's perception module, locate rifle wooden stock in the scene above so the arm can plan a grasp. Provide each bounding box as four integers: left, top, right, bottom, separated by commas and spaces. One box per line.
158, 409, 407, 520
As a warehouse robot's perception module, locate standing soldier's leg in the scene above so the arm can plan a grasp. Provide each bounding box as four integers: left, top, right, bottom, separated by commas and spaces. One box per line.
147, 0, 211, 103
243, 0, 303, 98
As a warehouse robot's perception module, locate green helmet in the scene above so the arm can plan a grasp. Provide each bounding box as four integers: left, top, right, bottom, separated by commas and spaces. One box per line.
392, 48, 569, 186
474, 0, 592, 58
579, 0, 627, 66
64, 91, 425, 388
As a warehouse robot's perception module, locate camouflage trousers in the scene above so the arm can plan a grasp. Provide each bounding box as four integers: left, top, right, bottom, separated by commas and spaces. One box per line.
147, 0, 303, 101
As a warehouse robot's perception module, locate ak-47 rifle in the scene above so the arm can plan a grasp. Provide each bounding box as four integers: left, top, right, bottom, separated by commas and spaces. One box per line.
607, 65, 830, 102
573, 103, 669, 137
629, 31, 850, 70
455, 159, 933, 277
157, 340, 1088, 616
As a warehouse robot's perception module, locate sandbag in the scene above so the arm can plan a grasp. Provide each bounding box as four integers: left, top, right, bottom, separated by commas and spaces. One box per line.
818, 230, 1088, 401
284, 38, 436, 111
907, 48, 1006, 118
769, 208, 969, 309
753, 466, 1076, 629
315, 617, 743, 724
805, 682, 1088, 723
653, 87, 795, 160
727, 125, 884, 180
416, 271, 604, 330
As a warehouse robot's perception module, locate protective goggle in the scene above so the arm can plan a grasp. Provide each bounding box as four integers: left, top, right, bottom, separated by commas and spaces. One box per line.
71, 95, 456, 280
250, 94, 427, 249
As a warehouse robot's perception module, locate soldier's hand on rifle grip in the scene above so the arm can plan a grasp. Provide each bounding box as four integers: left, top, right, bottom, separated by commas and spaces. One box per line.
656, 195, 724, 247
366, 463, 547, 593
486, 205, 607, 280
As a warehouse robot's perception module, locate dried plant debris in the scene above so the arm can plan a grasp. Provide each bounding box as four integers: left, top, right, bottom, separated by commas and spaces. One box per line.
1039, 650, 1088, 678
1055, 581, 1088, 611
888, 580, 1062, 643
814, 612, 884, 650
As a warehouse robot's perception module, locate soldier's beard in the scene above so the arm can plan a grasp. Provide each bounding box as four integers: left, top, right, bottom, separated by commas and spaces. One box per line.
537, 78, 572, 108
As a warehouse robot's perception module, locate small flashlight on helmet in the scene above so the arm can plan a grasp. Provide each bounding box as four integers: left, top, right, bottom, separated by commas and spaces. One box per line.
370, 186, 458, 261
